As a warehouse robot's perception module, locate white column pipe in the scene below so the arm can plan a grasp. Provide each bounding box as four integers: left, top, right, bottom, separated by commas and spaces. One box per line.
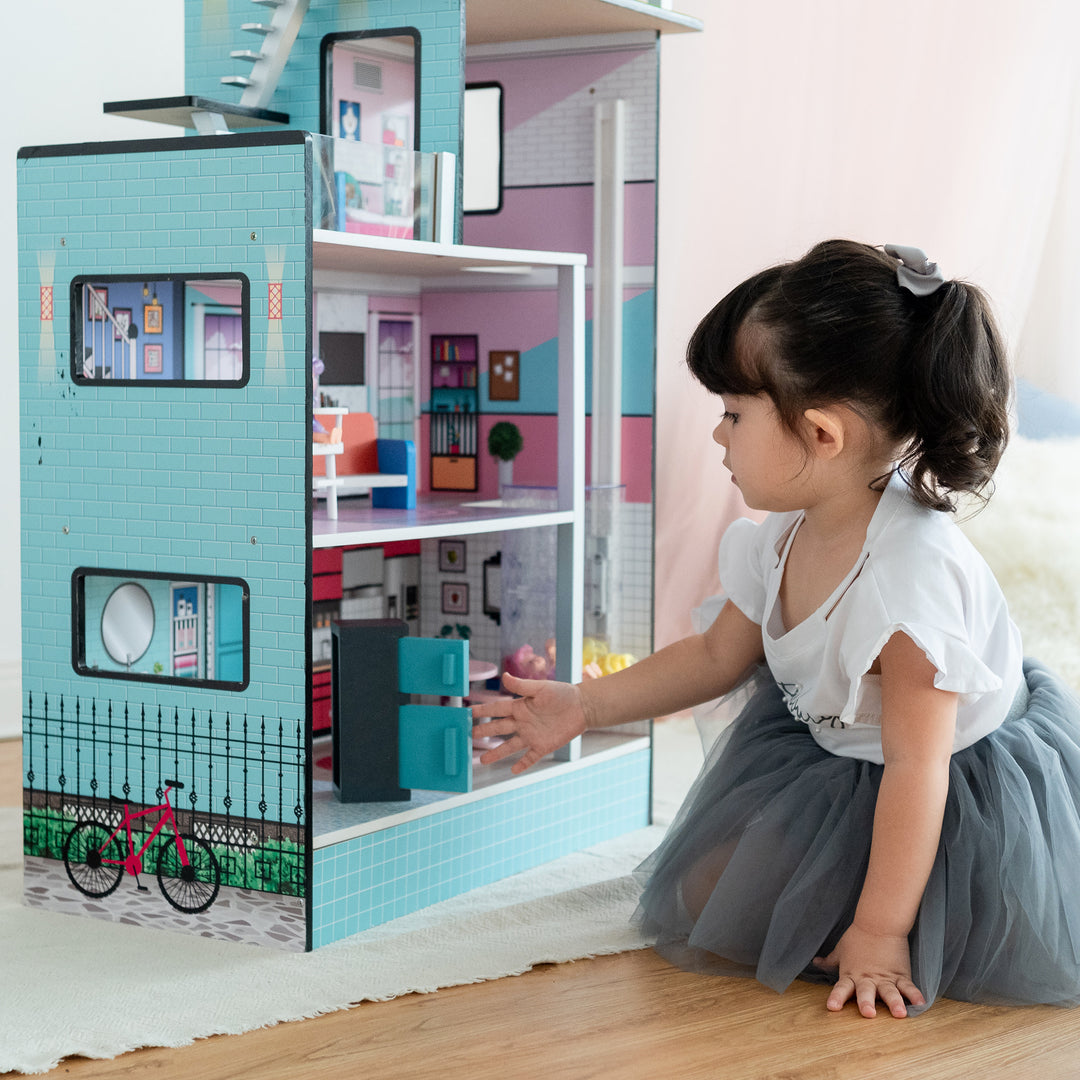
590, 99, 625, 493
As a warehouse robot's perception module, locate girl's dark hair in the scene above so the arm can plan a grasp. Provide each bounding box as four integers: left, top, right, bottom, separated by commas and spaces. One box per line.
687, 239, 1011, 512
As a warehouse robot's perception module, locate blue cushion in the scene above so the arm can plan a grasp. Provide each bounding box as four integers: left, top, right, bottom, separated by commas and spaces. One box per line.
1015, 379, 1080, 439
373, 438, 417, 509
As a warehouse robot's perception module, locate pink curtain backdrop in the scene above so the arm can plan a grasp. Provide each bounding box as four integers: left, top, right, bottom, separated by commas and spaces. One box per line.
651, 0, 1080, 661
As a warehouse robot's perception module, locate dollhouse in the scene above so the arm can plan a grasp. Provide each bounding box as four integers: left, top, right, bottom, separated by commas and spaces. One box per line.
18, 0, 702, 950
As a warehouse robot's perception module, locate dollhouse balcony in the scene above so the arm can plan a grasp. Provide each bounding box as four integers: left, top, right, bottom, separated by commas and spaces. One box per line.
310, 132, 455, 247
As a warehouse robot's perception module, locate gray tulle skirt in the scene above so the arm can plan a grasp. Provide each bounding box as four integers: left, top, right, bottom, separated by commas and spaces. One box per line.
633, 659, 1080, 1011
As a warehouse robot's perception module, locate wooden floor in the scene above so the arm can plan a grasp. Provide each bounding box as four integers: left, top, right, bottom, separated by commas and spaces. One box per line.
4, 737, 1080, 1079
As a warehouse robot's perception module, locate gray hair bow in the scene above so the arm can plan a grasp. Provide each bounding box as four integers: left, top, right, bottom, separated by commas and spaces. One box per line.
884, 243, 947, 297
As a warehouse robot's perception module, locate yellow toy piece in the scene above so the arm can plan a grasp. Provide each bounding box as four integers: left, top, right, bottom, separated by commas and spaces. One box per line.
596, 652, 635, 676
581, 636, 609, 665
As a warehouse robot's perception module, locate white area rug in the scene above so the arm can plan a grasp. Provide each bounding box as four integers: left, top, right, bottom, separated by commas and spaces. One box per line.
0, 811, 662, 1075
0, 718, 705, 1076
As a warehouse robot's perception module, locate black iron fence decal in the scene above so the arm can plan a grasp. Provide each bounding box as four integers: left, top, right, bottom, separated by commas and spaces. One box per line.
23, 692, 306, 896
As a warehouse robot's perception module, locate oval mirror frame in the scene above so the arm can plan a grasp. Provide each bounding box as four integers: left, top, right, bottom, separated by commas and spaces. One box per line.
100, 582, 155, 667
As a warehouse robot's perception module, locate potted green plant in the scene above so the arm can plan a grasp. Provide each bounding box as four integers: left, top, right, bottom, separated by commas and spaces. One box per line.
487, 421, 523, 495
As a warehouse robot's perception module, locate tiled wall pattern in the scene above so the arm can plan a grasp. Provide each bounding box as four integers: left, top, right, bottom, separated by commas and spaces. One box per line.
18, 134, 311, 891
418, 531, 502, 666
503, 50, 658, 188
311, 746, 650, 946
612, 501, 654, 662
417, 500, 653, 673
183, 0, 464, 158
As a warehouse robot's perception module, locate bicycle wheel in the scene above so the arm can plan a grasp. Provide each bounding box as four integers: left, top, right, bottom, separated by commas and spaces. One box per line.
157, 833, 220, 914
63, 820, 124, 898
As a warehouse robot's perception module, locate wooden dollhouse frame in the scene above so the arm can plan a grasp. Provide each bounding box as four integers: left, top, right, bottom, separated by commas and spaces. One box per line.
18, 0, 702, 951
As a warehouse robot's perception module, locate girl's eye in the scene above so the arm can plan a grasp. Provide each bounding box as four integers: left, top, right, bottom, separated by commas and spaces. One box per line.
722, 411, 739, 424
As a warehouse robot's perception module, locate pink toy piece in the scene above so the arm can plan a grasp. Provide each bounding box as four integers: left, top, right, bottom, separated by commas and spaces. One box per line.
504, 643, 552, 680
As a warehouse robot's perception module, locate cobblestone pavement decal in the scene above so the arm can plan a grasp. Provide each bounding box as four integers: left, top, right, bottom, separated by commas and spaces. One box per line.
23, 856, 306, 951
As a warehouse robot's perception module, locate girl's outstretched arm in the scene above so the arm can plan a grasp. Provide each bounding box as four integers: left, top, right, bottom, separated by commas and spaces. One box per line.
471, 600, 765, 774
815, 631, 958, 1018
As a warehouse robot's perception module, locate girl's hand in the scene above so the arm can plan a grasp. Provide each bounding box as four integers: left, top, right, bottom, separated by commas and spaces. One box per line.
814, 923, 925, 1018
471, 673, 588, 774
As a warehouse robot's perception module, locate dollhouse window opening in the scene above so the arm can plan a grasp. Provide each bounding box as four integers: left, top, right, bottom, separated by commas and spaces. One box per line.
70, 273, 250, 387
72, 568, 250, 691
463, 82, 503, 214
318, 29, 421, 239
319, 28, 421, 148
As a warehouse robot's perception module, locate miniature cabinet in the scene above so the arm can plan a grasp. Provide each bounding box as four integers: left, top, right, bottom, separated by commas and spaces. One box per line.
429, 333, 479, 491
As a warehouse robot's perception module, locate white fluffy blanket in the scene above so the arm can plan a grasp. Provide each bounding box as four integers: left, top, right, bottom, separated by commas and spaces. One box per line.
960, 436, 1080, 691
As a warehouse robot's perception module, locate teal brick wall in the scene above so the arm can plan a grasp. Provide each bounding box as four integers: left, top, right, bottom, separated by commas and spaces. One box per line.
311, 748, 651, 947
184, 0, 464, 159
19, 133, 311, 827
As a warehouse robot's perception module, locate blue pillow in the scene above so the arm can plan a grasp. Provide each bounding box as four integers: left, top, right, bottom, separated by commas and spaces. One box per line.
1015, 379, 1080, 439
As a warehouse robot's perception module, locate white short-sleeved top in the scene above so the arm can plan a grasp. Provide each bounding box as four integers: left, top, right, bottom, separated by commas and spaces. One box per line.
717, 472, 1025, 764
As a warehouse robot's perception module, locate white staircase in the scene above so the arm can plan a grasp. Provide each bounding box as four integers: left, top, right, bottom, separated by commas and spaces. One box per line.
221, 0, 310, 112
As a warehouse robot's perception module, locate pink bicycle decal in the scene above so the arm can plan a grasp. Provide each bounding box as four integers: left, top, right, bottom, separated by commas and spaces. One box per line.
62, 780, 221, 914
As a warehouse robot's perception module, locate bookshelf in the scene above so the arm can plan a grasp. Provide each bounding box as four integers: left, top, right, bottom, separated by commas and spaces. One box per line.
429, 333, 479, 491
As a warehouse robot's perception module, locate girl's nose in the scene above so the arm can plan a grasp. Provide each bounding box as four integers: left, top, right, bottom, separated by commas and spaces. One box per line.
712, 422, 727, 447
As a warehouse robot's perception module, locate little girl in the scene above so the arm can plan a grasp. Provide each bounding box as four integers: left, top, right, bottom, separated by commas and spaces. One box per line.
472, 240, 1080, 1018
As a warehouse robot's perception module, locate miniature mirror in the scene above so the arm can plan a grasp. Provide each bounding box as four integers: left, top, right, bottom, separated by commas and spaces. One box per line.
100, 583, 155, 668
464, 83, 503, 213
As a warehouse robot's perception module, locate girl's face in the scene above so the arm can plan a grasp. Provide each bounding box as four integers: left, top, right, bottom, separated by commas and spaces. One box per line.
711, 394, 813, 512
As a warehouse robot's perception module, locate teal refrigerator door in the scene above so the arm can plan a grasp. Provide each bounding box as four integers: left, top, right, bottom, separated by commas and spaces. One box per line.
397, 637, 469, 697
398, 705, 473, 793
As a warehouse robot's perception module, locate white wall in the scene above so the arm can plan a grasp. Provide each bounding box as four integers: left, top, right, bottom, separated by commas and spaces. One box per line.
0, 2, 185, 664
652, 0, 1080, 650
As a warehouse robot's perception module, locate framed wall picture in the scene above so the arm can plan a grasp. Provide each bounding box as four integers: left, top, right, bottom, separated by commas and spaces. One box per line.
441, 582, 469, 615
89, 287, 109, 320
144, 302, 163, 334
112, 308, 132, 341
339, 100, 361, 140
438, 538, 467, 573
143, 343, 163, 374
488, 350, 520, 401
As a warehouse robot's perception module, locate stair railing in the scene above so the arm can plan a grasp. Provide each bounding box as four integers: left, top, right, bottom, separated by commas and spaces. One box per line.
83, 284, 137, 380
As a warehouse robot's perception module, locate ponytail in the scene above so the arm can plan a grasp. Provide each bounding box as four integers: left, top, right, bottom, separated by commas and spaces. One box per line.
892, 280, 1010, 512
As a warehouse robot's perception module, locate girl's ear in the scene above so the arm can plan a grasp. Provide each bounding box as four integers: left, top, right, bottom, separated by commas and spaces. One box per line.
802, 407, 846, 459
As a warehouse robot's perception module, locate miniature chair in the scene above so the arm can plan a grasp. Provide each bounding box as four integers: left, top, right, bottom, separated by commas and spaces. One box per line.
313, 411, 417, 518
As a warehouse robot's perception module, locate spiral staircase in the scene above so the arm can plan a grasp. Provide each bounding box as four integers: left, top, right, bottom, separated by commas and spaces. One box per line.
103, 0, 309, 134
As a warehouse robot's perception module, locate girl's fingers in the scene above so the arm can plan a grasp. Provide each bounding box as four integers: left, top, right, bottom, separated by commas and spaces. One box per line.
500, 672, 550, 695
827, 976, 924, 1018
879, 983, 908, 1018
826, 976, 854, 1012
478, 736, 522, 766
855, 979, 878, 1018
898, 978, 926, 1009
511, 747, 544, 774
